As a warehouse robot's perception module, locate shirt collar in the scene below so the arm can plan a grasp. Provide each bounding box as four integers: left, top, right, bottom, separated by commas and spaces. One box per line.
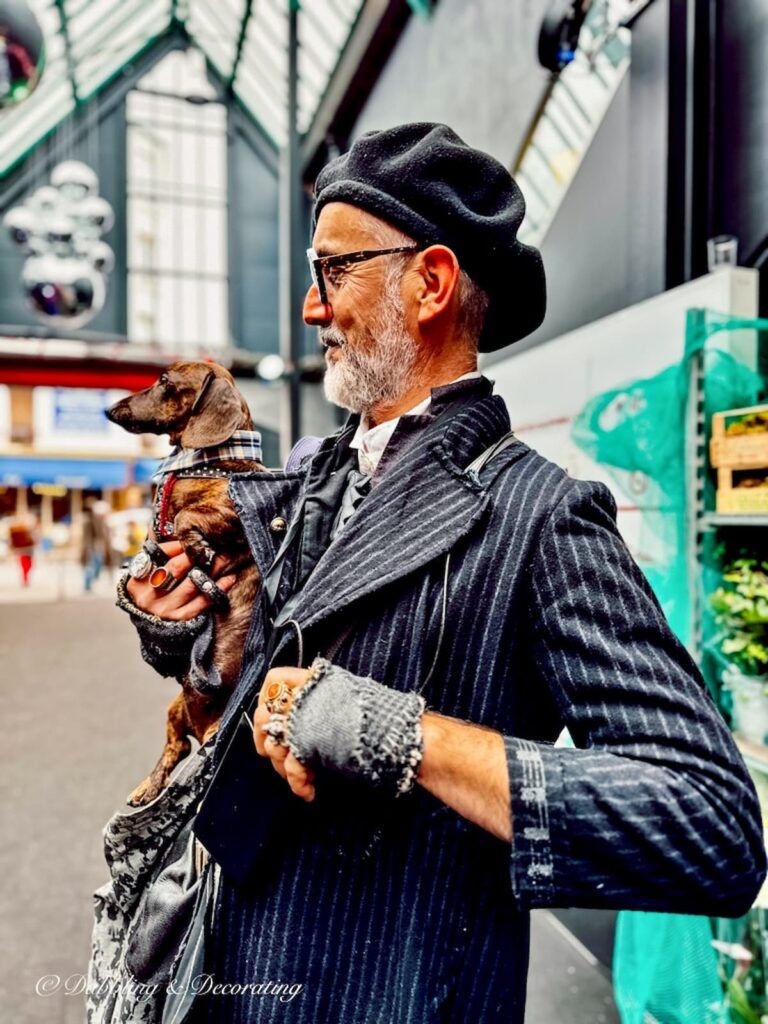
349, 371, 482, 477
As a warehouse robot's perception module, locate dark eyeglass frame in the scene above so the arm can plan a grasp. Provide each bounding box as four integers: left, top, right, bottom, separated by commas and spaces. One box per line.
306, 245, 421, 304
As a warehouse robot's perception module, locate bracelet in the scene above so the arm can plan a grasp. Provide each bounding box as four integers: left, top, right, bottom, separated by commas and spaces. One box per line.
115, 571, 207, 634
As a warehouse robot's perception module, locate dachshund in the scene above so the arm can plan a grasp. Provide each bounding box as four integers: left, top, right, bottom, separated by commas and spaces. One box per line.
107, 361, 265, 805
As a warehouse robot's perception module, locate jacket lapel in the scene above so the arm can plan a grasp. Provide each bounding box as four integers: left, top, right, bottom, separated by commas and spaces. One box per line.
274, 386, 520, 633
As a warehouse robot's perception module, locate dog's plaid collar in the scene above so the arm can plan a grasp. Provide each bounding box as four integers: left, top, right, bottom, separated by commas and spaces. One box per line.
151, 430, 263, 483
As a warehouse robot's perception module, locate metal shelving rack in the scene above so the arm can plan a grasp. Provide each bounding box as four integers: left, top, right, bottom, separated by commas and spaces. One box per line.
686, 324, 768, 773
686, 343, 708, 666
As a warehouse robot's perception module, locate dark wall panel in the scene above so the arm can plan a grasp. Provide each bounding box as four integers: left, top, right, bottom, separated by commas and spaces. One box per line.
352, 0, 552, 169
350, 0, 670, 359
503, 0, 669, 358
715, 0, 768, 266
0, 103, 128, 336
228, 119, 279, 356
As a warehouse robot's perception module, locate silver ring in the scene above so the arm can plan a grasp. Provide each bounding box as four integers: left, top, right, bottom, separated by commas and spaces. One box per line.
262, 713, 289, 747
128, 550, 153, 580
188, 567, 229, 610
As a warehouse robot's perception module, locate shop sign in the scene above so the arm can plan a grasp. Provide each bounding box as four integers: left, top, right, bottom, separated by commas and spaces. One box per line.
53, 388, 110, 434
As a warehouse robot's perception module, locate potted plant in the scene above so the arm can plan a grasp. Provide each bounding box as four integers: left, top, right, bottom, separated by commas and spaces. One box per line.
709, 558, 768, 746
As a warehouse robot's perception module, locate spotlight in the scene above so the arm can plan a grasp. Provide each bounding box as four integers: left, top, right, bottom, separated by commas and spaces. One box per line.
538, 0, 592, 73
257, 354, 286, 382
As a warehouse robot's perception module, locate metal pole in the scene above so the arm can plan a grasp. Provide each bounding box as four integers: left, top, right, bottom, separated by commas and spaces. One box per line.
279, 0, 303, 460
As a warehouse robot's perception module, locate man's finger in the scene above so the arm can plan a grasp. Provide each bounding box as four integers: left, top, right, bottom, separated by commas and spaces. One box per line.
268, 750, 289, 779
160, 574, 237, 619
285, 754, 315, 801
210, 554, 236, 578
164, 551, 194, 578
253, 705, 270, 756
158, 541, 184, 558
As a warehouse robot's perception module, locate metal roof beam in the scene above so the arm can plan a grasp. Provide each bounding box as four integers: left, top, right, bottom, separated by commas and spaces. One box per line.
301, 0, 411, 177
54, 0, 82, 106
228, 0, 253, 89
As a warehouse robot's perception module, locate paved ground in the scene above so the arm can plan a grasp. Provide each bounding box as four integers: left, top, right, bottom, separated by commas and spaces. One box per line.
0, 578, 620, 1023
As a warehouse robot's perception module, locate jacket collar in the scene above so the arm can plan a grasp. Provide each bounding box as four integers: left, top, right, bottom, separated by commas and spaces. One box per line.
271, 376, 517, 635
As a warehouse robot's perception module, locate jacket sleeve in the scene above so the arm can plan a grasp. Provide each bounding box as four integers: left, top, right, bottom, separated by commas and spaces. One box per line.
506, 478, 766, 916
115, 571, 210, 679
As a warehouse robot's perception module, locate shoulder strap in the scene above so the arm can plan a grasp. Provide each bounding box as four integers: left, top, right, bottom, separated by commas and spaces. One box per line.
465, 430, 518, 478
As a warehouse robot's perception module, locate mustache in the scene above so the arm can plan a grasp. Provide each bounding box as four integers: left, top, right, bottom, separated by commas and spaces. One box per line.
319, 327, 347, 349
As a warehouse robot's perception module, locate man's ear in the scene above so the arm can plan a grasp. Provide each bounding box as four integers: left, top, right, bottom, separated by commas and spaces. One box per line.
415, 245, 460, 327
180, 377, 248, 448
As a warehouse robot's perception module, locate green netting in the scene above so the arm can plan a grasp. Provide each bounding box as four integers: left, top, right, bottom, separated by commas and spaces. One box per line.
571, 309, 768, 1024
612, 912, 728, 1024
571, 309, 765, 646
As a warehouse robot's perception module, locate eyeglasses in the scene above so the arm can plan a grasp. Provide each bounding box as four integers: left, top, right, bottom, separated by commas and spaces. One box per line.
306, 245, 421, 304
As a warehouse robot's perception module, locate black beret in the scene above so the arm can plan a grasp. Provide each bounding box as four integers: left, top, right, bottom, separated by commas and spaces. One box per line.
312, 122, 546, 351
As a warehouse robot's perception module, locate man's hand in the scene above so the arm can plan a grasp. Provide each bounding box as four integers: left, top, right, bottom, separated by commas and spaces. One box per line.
126, 540, 237, 620
253, 666, 316, 802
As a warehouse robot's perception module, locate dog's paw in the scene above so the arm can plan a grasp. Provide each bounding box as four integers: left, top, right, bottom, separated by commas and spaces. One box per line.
127, 775, 165, 807
177, 528, 217, 570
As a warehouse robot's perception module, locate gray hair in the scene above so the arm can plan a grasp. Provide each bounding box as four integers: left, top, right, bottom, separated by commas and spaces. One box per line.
363, 213, 489, 351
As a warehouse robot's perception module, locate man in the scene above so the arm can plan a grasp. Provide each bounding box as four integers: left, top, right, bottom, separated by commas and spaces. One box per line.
117, 123, 765, 1023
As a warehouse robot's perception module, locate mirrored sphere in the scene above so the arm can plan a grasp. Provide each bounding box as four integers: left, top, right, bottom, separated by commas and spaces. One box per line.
30, 185, 61, 211
45, 213, 74, 245
3, 204, 36, 246
0, 0, 45, 110
50, 160, 99, 199
25, 233, 51, 256
89, 240, 114, 274
22, 255, 105, 328
77, 195, 114, 233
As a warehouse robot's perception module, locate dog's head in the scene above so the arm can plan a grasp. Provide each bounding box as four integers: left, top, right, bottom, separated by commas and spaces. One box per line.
106, 361, 253, 449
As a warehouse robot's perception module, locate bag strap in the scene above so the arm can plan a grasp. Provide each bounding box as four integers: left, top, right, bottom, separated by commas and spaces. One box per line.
322, 429, 519, 668
464, 429, 517, 478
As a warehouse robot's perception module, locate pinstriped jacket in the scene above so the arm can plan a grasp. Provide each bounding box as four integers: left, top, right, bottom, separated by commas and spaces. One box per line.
190, 375, 764, 1024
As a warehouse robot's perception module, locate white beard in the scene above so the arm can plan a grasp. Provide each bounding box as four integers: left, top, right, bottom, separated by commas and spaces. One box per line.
321, 282, 419, 415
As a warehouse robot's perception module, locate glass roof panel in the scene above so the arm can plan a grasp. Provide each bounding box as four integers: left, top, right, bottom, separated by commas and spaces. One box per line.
186, 0, 240, 77
77, 3, 168, 101
0, 0, 367, 177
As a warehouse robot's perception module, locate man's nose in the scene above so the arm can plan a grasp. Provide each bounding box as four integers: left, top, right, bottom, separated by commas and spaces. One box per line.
303, 284, 333, 326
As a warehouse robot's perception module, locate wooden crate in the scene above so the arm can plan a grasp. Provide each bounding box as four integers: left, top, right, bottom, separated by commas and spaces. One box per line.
716, 478, 768, 513
711, 404, 768, 512
710, 403, 768, 469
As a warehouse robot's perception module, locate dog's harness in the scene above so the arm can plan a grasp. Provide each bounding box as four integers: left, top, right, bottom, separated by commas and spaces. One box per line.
151, 431, 263, 540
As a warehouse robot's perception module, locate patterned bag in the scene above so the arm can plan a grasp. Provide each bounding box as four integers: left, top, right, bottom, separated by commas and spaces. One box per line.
86, 744, 215, 1023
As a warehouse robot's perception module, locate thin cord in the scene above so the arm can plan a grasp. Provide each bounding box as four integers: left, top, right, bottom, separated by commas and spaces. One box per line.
420, 551, 451, 694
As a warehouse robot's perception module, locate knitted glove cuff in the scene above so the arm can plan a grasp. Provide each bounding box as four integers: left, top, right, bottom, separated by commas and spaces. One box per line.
115, 571, 209, 652
286, 658, 426, 796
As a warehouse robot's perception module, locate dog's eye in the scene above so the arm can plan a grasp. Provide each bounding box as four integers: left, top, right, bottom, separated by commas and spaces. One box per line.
158, 377, 176, 394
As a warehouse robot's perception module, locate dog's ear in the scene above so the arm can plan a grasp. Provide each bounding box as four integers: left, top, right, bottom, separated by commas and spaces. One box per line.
180, 374, 248, 448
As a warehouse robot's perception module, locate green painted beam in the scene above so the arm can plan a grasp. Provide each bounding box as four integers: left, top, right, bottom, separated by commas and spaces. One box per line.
227, 0, 253, 89
54, 0, 81, 106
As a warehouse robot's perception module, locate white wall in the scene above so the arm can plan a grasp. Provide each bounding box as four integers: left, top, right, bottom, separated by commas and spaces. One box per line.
484, 267, 760, 551
0, 385, 9, 444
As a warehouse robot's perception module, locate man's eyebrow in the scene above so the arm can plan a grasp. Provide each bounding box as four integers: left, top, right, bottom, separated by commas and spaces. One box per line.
313, 246, 347, 258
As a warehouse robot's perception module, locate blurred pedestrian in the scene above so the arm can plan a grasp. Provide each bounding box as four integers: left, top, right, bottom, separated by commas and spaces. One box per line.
8, 513, 38, 587
81, 498, 111, 592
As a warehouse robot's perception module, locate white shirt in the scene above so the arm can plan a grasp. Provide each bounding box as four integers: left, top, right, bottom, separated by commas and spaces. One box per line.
349, 371, 482, 477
